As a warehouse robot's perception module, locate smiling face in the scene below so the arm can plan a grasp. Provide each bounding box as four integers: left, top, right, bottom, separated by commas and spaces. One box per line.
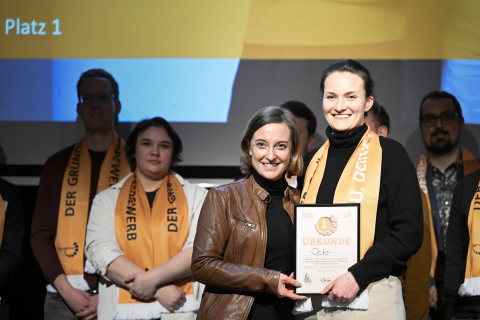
135, 126, 173, 182
322, 72, 374, 133
420, 98, 463, 155
76, 77, 121, 134
249, 123, 291, 181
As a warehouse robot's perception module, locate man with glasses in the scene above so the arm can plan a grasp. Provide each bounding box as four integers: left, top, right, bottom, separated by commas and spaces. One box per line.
415, 90, 480, 320
31, 69, 131, 319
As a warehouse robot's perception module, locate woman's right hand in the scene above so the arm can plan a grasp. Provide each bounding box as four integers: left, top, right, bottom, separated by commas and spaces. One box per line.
277, 272, 307, 300
320, 271, 359, 303
154, 285, 187, 312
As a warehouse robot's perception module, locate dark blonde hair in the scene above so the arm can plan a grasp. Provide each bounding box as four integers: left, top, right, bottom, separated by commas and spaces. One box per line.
240, 106, 303, 177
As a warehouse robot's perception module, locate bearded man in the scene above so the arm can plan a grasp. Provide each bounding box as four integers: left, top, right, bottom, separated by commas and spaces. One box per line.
415, 90, 480, 320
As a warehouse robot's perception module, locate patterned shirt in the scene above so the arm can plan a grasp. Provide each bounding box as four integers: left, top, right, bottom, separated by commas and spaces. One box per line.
429, 153, 463, 250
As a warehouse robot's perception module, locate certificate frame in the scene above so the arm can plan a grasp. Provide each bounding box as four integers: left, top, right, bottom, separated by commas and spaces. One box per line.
294, 203, 360, 295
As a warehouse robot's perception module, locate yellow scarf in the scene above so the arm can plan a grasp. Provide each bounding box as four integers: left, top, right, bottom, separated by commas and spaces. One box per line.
459, 178, 480, 297
301, 126, 382, 261
114, 172, 193, 317
299, 126, 382, 310
55, 134, 130, 286
415, 147, 480, 277
0, 193, 5, 248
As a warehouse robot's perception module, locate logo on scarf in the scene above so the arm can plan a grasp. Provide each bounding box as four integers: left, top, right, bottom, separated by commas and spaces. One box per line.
315, 215, 338, 236
59, 242, 79, 258
473, 244, 480, 255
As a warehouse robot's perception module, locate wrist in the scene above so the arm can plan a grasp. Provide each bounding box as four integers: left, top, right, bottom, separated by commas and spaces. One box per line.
348, 272, 359, 287
348, 272, 355, 280
149, 267, 165, 287
53, 274, 73, 295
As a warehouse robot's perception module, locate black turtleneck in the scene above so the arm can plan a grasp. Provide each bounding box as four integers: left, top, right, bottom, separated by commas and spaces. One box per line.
252, 169, 289, 197
298, 124, 423, 290
316, 124, 367, 204
252, 169, 292, 273
248, 170, 293, 320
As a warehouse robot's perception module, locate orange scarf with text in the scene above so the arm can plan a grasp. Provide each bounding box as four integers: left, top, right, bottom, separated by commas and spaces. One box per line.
55, 134, 130, 278
301, 126, 382, 263
459, 178, 480, 297
415, 147, 480, 277
114, 172, 193, 308
294, 126, 381, 311
0, 193, 5, 248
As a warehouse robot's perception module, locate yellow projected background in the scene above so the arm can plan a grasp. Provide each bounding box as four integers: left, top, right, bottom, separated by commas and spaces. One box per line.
1, 0, 479, 59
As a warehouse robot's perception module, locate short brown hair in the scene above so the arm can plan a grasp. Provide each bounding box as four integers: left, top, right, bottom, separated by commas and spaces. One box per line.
419, 90, 463, 120
77, 68, 119, 101
279, 101, 317, 137
240, 106, 303, 177
367, 101, 390, 131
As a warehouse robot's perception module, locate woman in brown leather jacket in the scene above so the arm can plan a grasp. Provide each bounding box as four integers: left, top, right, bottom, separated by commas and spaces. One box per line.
192, 106, 307, 320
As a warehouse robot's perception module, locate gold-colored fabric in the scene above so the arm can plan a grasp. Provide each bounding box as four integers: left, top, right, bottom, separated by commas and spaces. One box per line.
463, 148, 480, 175
465, 178, 480, 282
55, 135, 130, 276
241, 42, 402, 60
301, 126, 382, 280
115, 172, 193, 305
400, 192, 431, 320
415, 147, 480, 277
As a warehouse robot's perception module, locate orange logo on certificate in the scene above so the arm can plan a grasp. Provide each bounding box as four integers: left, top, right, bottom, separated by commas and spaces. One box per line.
315, 215, 338, 236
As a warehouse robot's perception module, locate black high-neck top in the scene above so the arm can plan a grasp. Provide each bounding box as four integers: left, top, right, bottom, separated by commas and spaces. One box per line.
316, 124, 367, 204
248, 169, 293, 320
146, 189, 158, 209
252, 169, 288, 196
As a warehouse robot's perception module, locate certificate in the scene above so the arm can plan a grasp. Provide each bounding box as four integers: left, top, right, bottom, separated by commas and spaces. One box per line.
294, 204, 359, 294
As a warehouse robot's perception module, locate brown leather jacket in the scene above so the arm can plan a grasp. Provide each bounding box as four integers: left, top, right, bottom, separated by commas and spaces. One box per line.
191, 175, 300, 320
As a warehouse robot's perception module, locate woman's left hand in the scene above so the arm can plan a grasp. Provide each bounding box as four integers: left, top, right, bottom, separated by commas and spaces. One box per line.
124, 271, 158, 300
320, 272, 360, 303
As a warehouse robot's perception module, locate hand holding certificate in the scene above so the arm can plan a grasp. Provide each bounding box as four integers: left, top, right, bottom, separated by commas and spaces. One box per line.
321, 271, 360, 303
295, 204, 360, 295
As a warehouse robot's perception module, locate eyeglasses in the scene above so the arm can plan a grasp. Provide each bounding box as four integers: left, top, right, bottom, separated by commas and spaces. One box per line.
79, 92, 115, 105
420, 111, 458, 127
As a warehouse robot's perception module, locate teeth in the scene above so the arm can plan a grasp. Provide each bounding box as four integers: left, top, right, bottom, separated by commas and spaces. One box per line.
263, 164, 278, 167
334, 115, 349, 118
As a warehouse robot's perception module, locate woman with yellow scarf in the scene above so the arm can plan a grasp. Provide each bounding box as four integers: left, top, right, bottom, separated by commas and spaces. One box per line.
295, 60, 423, 319
85, 117, 207, 320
